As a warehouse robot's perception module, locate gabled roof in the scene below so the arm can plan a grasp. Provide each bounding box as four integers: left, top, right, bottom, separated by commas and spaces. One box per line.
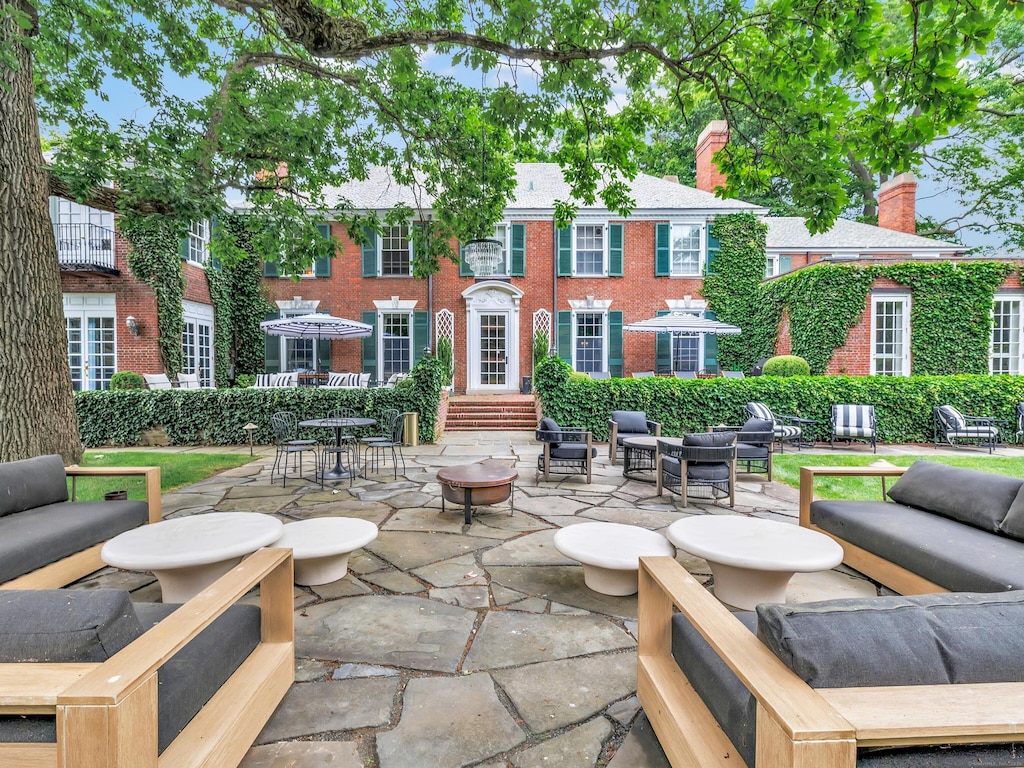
765, 217, 963, 254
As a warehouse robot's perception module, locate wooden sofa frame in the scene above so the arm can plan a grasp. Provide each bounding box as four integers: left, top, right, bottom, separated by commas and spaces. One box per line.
798, 465, 948, 595
638, 556, 1024, 767
0, 547, 294, 768
0, 465, 162, 591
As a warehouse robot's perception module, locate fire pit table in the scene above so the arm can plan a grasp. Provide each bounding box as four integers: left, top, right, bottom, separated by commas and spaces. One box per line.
436, 462, 518, 525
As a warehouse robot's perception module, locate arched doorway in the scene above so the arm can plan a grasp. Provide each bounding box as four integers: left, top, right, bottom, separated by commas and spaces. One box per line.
462, 281, 523, 394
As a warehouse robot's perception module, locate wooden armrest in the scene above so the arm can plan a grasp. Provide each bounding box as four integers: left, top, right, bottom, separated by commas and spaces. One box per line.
65, 465, 162, 523
59, 547, 293, 707
799, 465, 907, 527
0, 664, 94, 711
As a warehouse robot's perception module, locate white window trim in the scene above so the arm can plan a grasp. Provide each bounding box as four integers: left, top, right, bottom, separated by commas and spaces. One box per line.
990, 294, 1024, 375
572, 222, 608, 277
568, 298, 613, 372
187, 220, 210, 265
373, 298, 418, 376
378, 222, 414, 277
63, 293, 117, 391
668, 222, 705, 277
493, 222, 510, 275
765, 254, 780, 278
870, 293, 911, 377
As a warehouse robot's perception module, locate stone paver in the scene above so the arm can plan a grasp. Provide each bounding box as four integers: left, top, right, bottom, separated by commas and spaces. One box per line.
256, 678, 398, 742
242, 741, 363, 768
366, 530, 495, 570
606, 713, 671, 768
511, 717, 612, 768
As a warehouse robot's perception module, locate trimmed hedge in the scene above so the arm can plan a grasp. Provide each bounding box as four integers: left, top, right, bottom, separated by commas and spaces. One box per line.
76, 356, 446, 447
534, 357, 1024, 443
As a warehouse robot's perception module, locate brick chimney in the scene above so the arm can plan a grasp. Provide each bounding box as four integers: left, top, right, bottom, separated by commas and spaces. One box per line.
255, 162, 289, 186
695, 121, 730, 193
877, 172, 917, 234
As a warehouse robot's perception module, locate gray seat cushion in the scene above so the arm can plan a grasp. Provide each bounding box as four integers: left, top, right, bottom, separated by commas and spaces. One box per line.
738, 417, 773, 446
736, 443, 768, 460
0, 500, 150, 584
810, 500, 1024, 592
550, 443, 596, 460
611, 411, 648, 434
0, 455, 68, 517
887, 460, 1022, 533
687, 463, 731, 482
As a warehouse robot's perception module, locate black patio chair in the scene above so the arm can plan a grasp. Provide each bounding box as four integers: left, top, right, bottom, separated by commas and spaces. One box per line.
656, 432, 737, 507
363, 411, 407, 479
933, 405, 1004, 454
713, 419, 773, 479
270, 411, 318, 487
319, 407, 359, 486
536, 417, 595, 483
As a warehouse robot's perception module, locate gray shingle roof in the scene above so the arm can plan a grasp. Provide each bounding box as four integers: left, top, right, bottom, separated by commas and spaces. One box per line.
765, 217, 959, 253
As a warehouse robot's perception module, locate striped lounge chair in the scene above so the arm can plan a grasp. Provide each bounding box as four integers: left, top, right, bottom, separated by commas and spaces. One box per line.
745, 402, 807, 453
829, 404, 877, 453
933, 405, 1002, 454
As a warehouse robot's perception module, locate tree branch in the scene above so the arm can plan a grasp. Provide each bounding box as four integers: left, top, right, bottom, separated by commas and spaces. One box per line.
47, 174, 176, 215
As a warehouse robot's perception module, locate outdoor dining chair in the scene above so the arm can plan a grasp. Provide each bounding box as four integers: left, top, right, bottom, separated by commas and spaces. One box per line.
363, 412, 407, 479
270, 411, 318, 487
745, 401, 809, 452
830, 404, 877, 452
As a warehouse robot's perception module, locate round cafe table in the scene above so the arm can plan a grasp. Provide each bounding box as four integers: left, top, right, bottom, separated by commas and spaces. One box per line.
299, 417, 376, 480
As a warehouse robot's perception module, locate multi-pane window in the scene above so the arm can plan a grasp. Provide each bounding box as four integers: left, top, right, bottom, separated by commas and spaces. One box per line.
64, 295, 115, 391
991, 298, 1022, 374
574, 225, 605, 276
672, 335, 701, 373
670, 224, 702, 276
491, 224, 509, 275
381, 224, 412, 276
381, 312, 412, 377
182, 302, 214, 385
765, 255, 779, 278
871, 295, 910, 376
574, 312, 606, 373
187, 220, 209, 264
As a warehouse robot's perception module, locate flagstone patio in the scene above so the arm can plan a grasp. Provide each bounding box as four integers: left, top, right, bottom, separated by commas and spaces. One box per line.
79, 433, 957, 768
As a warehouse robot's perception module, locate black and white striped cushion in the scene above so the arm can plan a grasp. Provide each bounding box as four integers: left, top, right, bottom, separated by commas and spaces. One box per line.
832, 405, 875, 438
775, 425, 802, 440
746, 402, 774, 422
937, 405, 967, 431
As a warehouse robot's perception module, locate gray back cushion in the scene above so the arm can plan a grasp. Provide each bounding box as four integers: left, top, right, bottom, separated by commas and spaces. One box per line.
757, 590, 1024, 688
738, 418, 773, 445
999, 486, 1024, 540
538, 417, 561, 449
612, 411, 648, 434
0, 455, 68, 518
684, 431, 735, 448
887, 459, 1022, 533
0, 590, 143, 662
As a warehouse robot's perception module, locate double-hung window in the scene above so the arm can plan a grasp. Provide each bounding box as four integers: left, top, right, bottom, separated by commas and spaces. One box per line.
871, 294, 910, 376
574, 224, 605, 276
670, 224, 702, 276
991, 297, 1023, 374
380, 224, 412, 276
187, 220, 210, 265
380, 312, 413, 377
574, 311, 607, 373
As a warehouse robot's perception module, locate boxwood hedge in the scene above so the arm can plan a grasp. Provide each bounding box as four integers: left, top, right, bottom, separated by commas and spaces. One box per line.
534, 357, 1024, 444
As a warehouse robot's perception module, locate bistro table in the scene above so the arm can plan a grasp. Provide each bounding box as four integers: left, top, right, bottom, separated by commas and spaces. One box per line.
299, 417, 376, 480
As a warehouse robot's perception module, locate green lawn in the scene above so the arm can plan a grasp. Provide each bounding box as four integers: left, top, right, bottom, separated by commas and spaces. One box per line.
69, 451, 256, 502
772, 454, 1024, 501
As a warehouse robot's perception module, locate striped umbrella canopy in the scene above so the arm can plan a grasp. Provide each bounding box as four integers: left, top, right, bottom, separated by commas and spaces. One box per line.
259, 314, 373, 372
623, 311, 742, 336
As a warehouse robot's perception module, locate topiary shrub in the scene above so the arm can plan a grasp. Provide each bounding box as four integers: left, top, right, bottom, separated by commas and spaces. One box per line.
109, 371, 146, 390
760, 355, 811, 377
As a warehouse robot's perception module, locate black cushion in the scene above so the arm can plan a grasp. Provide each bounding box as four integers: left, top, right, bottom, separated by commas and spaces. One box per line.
887, 460, 1022, 533
736, 443, 768, 460
0, 455, 68, 518
0, 589, 142, 662
662, 456, 680, 478
738, 418, 773, 446
811, 499, 1024, 592
0, 500, 150, 584
757, 590, 1024, 689
998, 485, 1024, 540
687, 463, 731, 482
611, 410, 648, 434
683, 431, 735, 448
550, 443, 596, 460
538, 417, 561, 449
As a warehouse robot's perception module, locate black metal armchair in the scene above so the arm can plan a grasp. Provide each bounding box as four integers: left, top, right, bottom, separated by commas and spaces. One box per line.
656, 432, 737, 507
536, 417, 596, 483
745, 401, 812, 453
933, 405, 1003, 454
713, 419, 773, 480
608, 410, 661, 465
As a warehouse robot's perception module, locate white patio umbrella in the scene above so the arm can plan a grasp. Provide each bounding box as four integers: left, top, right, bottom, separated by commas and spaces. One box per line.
260, 313, 373, 372
623, 311, 742, 336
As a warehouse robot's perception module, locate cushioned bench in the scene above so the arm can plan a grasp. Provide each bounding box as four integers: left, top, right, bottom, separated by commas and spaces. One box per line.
638, 556, 1024, 768
799, 460, 1024, 594
0, 455, 161, 589
0, 547, 293, 768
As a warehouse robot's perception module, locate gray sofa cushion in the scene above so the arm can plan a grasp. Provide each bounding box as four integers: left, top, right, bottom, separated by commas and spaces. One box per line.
0, 589, 142, 662
757, 590, 1024, 688
738, 417, 773, 446
538, 417, 561, 449
811, 499, 1024, 592
611, 410, 648, 435
998, 485, 1024, 541
0, 455, 68, 518
0, 602, 261, 756
886, 460, 1022, 533
0, 500, 150, 584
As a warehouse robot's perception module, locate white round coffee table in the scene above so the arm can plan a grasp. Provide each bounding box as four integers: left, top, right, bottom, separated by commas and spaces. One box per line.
666, 516, 843, 610
101, 512, 284, 603
274, 517, 379, 586
553, 522, 675, 596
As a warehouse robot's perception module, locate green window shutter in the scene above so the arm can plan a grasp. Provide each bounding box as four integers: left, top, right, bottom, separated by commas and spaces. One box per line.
413, 310, 429, 364
263, 311, 281, 372
779, 255, 793, 274
703, 309, 719, 371
314, 223, 332, 277
557, 226, 573, 276
706, 223, 720, 276
361, 227, 378, 277
361, 310, 378, 381
459, 242, 474, 277
557, 310, 572, 364
655, 309, 672, 373
608, 310, 623, 377
510, 223, 526, 276
655, 223, 670, 276
608, 224, 624, 277
262, 260, 279, 277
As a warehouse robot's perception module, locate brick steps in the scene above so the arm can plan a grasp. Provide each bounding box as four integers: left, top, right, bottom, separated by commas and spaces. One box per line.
444, 396, 538, 431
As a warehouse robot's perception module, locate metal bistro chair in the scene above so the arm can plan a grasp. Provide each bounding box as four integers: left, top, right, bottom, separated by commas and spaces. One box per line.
933, 405, 1004, 454
656, 432, 737, 507
359, 408, 401, 452
363, 412, 407, 479
319, 408, 359, 486
270, 411, 318, 487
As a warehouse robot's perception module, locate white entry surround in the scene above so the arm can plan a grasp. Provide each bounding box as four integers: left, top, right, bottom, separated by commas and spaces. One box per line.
462, 281, 523, 394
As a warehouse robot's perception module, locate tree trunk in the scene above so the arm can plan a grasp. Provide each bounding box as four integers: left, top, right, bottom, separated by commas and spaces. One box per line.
0, 4, 83, 463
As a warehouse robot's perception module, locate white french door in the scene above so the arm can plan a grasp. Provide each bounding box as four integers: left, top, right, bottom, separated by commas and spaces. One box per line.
64, 294, 117, 390
463, 283, 522, 393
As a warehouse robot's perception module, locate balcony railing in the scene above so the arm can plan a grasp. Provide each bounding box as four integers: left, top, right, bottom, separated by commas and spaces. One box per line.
54, 223, 117, 272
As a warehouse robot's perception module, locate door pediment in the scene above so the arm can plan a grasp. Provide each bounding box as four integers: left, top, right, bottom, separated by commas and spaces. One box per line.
462, 281, 524, 309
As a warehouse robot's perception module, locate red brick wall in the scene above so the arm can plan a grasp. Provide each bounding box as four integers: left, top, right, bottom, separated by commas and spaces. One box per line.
877, 173, 917, 234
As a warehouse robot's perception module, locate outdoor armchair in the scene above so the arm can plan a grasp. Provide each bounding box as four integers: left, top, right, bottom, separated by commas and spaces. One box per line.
1017, 403, 1024, 444
745, 401, 810, 453
656, 432, 737, 507
713, 418, 773, 480
830, 404, 877, 452
142, 373, 173, 390
536, 417, 595, 483
933, 405, 1003, 454
608, 410, 661, 465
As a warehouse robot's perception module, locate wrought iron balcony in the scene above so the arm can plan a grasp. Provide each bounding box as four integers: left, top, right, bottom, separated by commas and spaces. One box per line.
54, 223, 118, 274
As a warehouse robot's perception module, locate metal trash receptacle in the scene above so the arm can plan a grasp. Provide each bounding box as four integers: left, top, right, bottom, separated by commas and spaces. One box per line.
402, 412, 419, 446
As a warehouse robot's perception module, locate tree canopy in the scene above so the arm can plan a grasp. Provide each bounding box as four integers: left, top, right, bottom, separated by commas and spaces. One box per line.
24, 0, 1022, 275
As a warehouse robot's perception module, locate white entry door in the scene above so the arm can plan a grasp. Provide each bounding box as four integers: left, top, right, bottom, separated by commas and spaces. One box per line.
476, 311, 511, 390
463, 283, 522, 393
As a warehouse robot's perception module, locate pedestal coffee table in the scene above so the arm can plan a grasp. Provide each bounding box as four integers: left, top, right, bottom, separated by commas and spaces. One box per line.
666, 516, 843, 610
101, 512, 284, 602
274, 517, 379, 586
553, 522, 675, 596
